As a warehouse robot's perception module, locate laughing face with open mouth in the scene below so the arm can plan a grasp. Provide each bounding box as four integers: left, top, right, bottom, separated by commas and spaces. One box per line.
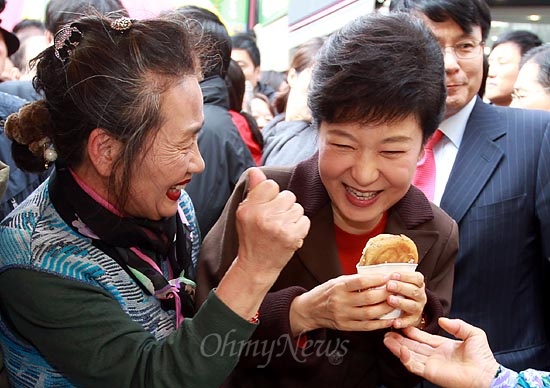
122, 77, 205, 221
318, 114, 423, 236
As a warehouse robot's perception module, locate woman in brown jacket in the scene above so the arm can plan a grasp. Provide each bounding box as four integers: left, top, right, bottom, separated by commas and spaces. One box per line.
196, 12, 458, 388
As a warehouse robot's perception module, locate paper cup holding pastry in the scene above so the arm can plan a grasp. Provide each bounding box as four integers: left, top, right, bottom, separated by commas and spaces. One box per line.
356, 234, 418, 319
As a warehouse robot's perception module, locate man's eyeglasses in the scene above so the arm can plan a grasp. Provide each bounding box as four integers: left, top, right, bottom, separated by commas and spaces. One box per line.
441, 40, 484, 60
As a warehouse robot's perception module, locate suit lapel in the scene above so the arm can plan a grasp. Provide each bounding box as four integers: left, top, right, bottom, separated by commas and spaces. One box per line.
441, 99, 505, 224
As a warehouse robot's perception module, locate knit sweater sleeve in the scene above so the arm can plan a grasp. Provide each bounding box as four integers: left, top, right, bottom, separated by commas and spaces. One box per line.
491, 366, 550, 388
0, 269, 256, 388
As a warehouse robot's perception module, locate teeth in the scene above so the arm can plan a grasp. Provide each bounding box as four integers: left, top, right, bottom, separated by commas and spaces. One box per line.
172, 185, 185, 190
346, 186, 378, 200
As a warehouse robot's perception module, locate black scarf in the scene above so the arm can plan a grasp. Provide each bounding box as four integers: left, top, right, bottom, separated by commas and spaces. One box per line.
49, 164, 195, 321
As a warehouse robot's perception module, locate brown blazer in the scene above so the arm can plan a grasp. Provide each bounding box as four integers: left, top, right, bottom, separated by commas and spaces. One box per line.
196, 154, 458, 388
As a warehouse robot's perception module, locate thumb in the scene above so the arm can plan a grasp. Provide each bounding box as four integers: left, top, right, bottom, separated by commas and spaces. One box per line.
439, 317, 479, 341
247, 167, 267, 192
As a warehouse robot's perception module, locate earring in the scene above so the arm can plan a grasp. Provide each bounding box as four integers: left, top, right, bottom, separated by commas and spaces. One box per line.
43, 141, 58, 169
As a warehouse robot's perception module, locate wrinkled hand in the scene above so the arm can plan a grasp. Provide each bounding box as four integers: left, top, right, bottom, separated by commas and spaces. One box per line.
385, 271, 426, 329
290, 274, 397, 335
235, 167, 310, 278
383, 317, 499, 388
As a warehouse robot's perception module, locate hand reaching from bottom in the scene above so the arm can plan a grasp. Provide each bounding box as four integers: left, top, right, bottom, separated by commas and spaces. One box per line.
383, 317, 499, 388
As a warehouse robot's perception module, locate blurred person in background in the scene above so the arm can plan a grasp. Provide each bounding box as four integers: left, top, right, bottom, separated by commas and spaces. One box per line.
261, 69, 289, 98
0, 152, 5, 388
173, 6, 255, 238
0, 159, 6, 199
10, 20, 48, 80
0, 0, 128, 102
12, 19, 45, 41
262, 37, 325, 166
44, 0, 128, 40
249, 92, 274, 130
485, 30, 542, 106
231, 32, 276, 104
0, 3, 49, 223
0, 0, 20, 83
0, 91, 50, 220
225, 58, 264, 165
511, 44, 550, 111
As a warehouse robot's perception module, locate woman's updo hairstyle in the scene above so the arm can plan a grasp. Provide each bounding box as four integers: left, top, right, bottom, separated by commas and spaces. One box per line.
5, 11, 199, 208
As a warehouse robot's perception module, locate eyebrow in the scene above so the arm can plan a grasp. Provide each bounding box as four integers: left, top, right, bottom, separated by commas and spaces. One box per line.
327, 128, 414, 143
437, 34, 478, 44
326, 128, 356, 140
380, 135, 414, 144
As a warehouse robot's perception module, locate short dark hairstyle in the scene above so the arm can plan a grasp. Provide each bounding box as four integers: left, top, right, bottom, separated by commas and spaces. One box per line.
12, 19, 46, 35
492, 30, 543, 57
172, 6, 231, 79
231, 32, 261, 67
390, 0, 491, 41
45, 0, 128, 34
520, 44, 550, 89
308, 12, 446, 143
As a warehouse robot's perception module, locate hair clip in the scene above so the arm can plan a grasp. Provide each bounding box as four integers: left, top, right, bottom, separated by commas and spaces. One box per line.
54, 25, 82, 63
110, 17, 133, 32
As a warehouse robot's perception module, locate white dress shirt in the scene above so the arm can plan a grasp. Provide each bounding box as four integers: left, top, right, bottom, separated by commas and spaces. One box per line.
432, 97, 477, 206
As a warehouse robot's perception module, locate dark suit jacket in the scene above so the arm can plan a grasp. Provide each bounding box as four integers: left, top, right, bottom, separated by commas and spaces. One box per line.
197, 154, 458, 388
185, 76, 254, 238
441, 97, 550, 371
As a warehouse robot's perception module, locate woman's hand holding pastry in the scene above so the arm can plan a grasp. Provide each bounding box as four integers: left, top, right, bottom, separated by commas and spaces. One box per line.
289, 274, 396, 336
386, 271, 427, 329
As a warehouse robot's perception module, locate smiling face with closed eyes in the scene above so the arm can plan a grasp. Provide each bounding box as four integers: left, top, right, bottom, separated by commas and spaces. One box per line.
318, 115, 423, 235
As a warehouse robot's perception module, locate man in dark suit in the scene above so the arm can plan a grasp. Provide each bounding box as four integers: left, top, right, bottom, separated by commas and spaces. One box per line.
392, 0, 550, 375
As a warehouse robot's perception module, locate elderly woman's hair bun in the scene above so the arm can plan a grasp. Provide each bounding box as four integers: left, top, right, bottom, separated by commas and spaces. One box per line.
5, 100, 58, 172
